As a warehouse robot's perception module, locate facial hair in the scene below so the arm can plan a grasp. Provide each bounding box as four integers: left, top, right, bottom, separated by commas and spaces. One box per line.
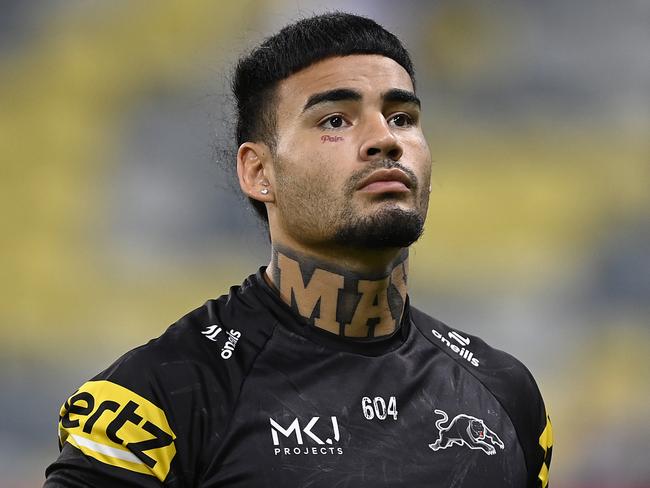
273, 155, 428, 250
334, 160, 427, 249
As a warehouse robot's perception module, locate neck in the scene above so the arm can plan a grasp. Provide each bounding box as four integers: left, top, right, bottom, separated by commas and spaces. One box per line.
265, 246, 409, 338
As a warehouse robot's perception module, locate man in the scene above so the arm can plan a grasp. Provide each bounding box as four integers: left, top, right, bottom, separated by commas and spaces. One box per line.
44, 12, 552, 488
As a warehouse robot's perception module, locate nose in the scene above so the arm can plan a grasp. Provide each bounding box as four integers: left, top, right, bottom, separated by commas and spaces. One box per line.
359, 115, 404, 162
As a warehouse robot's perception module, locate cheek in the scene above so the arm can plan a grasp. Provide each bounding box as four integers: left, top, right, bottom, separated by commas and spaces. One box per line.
278, 134, 340, 168
275, 133, 356, 195
302, 142, 352, 182
275, 148, 337, 199
404, 135, 432, 177
312, 134, 352, 158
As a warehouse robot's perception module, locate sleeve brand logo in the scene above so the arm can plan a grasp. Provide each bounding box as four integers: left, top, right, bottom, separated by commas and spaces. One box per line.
448, 330, 470, 346
201, 324, 242, 359
58, 380, 176, 481
201, 324, 222, 341
430, 328, 480, 367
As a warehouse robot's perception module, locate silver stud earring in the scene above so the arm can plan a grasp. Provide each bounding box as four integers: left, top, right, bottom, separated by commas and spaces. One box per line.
260, 188, 269, 195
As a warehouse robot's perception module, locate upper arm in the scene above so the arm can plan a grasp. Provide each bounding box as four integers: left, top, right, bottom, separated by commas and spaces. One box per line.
44, 378, 177, 487
44, 441, 165, 488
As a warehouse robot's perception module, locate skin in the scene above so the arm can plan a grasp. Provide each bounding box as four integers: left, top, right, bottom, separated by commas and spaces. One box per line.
237, 55, 432, 338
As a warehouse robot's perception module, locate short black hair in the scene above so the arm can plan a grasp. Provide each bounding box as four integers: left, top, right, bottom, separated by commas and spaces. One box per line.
231, 12, 415, 223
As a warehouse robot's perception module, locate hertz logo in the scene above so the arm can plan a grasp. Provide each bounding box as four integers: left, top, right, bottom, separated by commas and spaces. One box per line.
58, 380, 176, 480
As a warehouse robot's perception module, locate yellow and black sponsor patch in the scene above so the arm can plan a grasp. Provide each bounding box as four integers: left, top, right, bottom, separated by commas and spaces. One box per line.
537, 414, 553, 488
58, 380, 176, 481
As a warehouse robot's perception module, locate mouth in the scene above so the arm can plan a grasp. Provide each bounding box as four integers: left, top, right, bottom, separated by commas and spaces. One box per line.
356, 168, 413, 194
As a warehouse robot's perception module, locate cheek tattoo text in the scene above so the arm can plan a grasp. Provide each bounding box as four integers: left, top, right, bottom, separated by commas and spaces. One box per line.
321, 135, 344, 143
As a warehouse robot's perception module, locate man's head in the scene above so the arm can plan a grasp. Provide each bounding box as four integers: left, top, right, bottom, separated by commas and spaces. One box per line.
233, 12, 431, 254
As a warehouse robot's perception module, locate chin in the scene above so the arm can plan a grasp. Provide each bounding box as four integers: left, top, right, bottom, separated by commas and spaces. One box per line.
334, 205, 425, 249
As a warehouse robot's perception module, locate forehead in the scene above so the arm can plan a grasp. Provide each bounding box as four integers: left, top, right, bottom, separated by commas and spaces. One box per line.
276, 55, 415, 114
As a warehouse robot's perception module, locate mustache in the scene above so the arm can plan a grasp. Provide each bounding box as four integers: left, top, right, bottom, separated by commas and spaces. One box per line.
345, 160, 418, 194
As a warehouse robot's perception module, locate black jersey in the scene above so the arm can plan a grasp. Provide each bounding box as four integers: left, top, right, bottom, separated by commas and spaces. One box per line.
45, 269, 553, 487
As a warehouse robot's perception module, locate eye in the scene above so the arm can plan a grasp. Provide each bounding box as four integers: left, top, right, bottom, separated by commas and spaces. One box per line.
319, 114, 349, 130
388, 113, 413, 128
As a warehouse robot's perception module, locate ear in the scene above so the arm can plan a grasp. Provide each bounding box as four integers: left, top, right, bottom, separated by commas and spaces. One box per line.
236, 142, 274, 203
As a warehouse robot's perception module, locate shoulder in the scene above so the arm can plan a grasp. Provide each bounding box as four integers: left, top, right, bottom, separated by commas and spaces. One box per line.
410, 305, 552, 486
55, 281, 279, 483
93, 280, 280, 417
410, 305, 542, 398
95, 284, 277, 397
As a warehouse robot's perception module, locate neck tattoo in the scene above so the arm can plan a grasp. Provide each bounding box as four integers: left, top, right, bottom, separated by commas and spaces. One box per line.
267, 247, 408, 338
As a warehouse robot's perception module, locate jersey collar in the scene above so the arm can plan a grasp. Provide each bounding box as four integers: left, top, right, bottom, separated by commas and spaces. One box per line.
249, 267, 412, 357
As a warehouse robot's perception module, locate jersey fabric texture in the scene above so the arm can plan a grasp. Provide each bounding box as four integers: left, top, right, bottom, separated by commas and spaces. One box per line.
44, 269, 553, 488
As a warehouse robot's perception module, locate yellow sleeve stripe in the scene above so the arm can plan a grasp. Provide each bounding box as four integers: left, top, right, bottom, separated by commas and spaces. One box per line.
538, 462, 549, 488
538, 415, 553, 488
539, 415, 554, 450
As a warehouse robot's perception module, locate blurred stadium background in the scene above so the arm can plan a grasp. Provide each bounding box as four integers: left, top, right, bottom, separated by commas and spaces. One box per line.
1, 0, 648, 486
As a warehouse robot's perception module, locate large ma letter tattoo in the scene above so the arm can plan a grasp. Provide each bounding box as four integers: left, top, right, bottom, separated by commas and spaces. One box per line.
269, 248, 408, 338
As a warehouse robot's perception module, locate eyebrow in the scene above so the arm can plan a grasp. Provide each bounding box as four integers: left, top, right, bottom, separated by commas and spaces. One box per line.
302, 88, 362, 112
382, 89, 421, 108
301, 87, 421, 113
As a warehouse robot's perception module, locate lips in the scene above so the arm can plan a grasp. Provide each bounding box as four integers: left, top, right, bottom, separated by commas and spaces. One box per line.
357, 168, 413, 193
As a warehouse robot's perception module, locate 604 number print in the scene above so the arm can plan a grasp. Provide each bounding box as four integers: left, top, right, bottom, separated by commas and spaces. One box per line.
362, 396, 398, 420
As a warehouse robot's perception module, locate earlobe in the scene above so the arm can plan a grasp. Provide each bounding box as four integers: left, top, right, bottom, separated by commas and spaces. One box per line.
236, 142, 274, 202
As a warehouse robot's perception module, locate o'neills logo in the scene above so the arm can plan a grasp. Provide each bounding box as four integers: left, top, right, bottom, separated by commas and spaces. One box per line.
431, 329, 480, 367
201, 325, 241, 360
269, 417, 343, 456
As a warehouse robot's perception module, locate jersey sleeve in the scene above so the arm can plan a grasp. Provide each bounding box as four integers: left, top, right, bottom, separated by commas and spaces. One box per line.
414, 310, 554, 488
507, 359, 553, 488
44, 348, 182, 487
535, 402, 553, 487
487, 352, 553, 488
44, 290, 277, 488
481, 351, 553, 488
